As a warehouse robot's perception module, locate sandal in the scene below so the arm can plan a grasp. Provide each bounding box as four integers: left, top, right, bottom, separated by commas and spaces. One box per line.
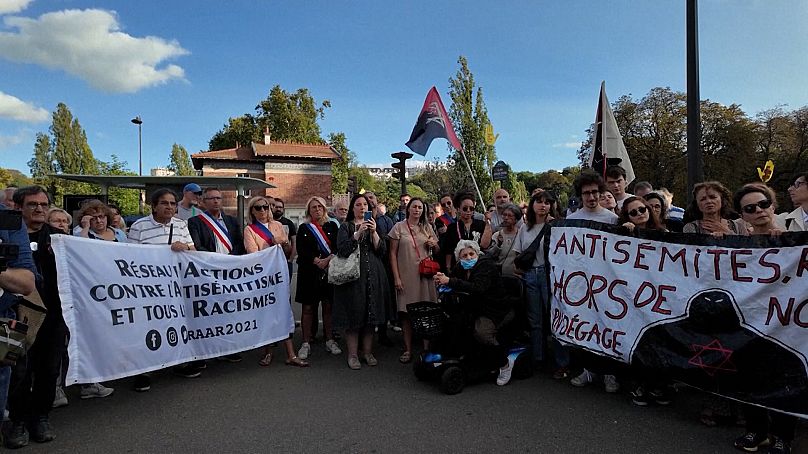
285, 356, 309, 367
399, 351, 412, 364
258, 353, 273, 367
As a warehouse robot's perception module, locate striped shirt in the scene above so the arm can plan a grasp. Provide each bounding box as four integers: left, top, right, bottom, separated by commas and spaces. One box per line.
127, 215, 194, 246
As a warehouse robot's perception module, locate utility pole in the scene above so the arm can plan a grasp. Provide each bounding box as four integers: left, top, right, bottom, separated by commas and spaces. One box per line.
686, 0, 704, 202
131, 116, 144, 214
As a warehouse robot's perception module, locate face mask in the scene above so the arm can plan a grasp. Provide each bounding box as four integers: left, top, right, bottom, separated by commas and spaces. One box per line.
460, 258, 478, 270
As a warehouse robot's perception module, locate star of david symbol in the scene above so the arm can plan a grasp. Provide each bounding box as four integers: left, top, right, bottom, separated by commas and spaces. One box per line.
688, 338, 737, 377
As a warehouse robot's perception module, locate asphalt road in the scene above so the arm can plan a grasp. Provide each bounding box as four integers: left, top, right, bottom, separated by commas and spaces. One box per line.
23, 270, 808, 453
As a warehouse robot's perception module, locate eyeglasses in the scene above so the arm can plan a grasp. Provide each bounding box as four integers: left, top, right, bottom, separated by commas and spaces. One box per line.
441, 201, 453, 207
252, 205, 270, 211
742, 199, 772, 214
790, 180, 807, 189
89, 214, 107, 221
460, 206, 475, 212
204, 196, 222, 201
581, 190, 600, 197
628, 206, 648, 217
24, 202, 49, 210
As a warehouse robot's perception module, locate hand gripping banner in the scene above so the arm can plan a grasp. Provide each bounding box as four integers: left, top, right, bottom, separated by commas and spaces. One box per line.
52, 235, 294, 384
547, 220, 808, 418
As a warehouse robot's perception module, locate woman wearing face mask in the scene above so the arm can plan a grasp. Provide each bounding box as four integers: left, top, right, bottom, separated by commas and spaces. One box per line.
434, 240, 515, 386
441, 192, 492, 271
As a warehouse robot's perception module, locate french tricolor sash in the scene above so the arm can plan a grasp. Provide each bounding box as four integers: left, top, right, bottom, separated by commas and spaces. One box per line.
248, 222, 275, 247
305, 222, 331, 256
198, 211, 233, 253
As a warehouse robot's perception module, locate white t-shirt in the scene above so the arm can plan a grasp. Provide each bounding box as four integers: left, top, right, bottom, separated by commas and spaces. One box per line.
567, 207, 619, 224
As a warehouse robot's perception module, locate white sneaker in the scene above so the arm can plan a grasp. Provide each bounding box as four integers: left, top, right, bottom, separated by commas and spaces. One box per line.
570, 369, 594, 387
325, 339, 342, 355
298, 342, 311, 360
53, 386, 69, 408
80, 382, 114, 399
603, 374, 620, 393
496, 357, 515, 386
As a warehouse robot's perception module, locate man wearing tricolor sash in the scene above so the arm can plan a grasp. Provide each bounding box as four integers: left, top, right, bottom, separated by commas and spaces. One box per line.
188, 187, 245, 256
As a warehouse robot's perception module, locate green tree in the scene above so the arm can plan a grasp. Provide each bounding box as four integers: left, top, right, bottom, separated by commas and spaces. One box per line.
96, 155, 140, 214
502, 170, 528, 204
408, 161, 453, 200
329, 132, 354, 193
208, 114, 259, 151
256, 86, 330, 144
447, 56, 497, 205
167, 143, 196, 176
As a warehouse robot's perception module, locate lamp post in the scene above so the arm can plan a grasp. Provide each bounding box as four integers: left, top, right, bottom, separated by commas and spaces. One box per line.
131, 116, 143, 214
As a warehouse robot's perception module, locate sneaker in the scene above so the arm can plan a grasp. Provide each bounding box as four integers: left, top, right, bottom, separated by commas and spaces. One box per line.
496, 357, 515, 386
649, 387, 673, 406
298, 342, 311, 360
174, 364, 202, 378
363, 353, 378, 366
80, 383, 114, 399
603, 374, 619, 393
217, 353, 242, 363
570, 369, 593, 387
4, 421, 28, 448
630, 386, 649, 406
30, 416, 55, 443
347, 355, 361, 370
132, 374, 151, 392
52, 386, 69, 408
325, 339, 342, 355
734, 432, 770, 452
768, 437, 790, 454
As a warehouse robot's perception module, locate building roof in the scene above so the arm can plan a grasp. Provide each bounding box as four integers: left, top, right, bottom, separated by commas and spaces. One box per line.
191, 141, 340, 168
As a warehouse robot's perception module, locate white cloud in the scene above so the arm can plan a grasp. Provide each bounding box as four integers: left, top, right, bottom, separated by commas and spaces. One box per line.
0, 9, 189, 93
0, 128, 31, 149
552, 142, 581, 149
0, 0, 32, 15
0, 91, 48, 122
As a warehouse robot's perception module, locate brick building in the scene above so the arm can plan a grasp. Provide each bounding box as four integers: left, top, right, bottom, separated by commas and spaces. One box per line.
191, 135, 340, 215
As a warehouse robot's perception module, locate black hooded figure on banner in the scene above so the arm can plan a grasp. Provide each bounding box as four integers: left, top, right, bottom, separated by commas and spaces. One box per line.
630, 289, 808, 414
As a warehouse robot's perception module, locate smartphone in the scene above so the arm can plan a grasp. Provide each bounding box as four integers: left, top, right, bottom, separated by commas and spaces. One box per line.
363, 211, 372, 221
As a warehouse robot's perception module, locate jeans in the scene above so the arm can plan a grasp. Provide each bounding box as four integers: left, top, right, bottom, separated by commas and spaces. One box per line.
0, 307, 14, 414
524, 265, 569, 367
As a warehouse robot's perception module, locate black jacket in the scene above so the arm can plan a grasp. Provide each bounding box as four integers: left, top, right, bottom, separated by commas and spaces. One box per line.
188, 213, 245, 255
448, 257, 510, 324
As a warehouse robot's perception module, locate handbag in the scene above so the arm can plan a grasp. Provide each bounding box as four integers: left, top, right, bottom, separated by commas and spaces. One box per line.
407, 222, 440, 277
514, 224, 549, 271
328, 228, 361, 285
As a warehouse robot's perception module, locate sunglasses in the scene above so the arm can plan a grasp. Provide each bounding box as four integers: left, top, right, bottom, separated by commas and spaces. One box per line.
460, 206, 475, 212
253, 205, 270, 211
742, 199, 772, 214
790, 180, 807, 189
628, 206, 648, 217
441, 201, 453, 207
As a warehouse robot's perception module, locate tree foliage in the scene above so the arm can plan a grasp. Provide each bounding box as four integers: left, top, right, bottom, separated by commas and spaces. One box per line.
447, 56, 497, 205
168, 143, 196, 176
329, 132, 354, 193
408, 161, 454, 200
208, 85, 330, 150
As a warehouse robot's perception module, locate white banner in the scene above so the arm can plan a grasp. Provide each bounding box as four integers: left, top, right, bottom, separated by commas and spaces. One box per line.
52, 235, 294, 384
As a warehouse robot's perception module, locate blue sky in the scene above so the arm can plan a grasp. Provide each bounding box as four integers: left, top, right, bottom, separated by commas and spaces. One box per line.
1, 0, 806, 176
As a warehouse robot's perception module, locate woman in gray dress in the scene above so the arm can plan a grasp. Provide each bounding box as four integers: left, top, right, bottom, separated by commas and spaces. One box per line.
333, 194, 393, 370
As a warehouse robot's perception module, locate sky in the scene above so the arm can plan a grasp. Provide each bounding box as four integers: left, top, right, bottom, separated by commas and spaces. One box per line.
0, 0, 807, 177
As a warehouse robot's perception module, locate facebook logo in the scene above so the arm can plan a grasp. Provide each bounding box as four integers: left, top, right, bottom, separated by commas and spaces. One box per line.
145, 329, 162, 351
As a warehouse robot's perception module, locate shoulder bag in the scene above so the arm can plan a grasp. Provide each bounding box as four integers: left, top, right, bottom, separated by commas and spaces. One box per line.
514, 224, 549, 271
407, 222, 440, 277
328, 227, 361, 285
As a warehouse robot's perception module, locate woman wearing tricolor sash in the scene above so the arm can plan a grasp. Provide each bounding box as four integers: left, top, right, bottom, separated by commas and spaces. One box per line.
244, 196, 308, 368
295, 196, 342, 360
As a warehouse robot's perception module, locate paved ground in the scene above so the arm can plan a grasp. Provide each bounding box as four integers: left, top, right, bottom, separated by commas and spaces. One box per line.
26, 330, 807, 453
22, 271, 808, 453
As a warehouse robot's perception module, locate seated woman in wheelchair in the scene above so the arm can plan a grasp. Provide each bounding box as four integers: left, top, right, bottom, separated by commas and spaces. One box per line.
433, 240, 517, 386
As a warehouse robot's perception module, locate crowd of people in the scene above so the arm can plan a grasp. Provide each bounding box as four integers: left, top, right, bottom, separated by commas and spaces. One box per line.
0, 166, 805, 452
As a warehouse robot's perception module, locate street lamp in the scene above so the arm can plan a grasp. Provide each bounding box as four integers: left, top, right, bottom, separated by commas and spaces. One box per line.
131, 116, 143, 214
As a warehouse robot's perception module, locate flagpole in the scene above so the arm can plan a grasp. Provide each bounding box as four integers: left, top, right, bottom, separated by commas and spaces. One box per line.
459, 151, 485, 208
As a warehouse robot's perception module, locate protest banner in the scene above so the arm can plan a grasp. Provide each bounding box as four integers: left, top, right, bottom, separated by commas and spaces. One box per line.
548, 220, 808, 418
52, 235, 294, 384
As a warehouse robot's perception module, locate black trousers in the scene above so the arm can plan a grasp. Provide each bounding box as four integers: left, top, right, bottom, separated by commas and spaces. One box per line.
745, 405, 797, 442
8, 313, 66, 422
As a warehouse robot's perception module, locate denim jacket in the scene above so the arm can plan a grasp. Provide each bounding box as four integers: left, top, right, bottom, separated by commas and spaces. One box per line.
0, 206, 38, 312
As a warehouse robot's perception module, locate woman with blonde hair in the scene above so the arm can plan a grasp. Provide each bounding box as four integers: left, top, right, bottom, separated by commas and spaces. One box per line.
47, 208, 72, 234
244, 196, 308, 367
295, 196, 342, 361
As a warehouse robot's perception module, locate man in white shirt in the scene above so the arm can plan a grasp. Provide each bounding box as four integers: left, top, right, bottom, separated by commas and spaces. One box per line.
127, 188, 196, 391
567, 172, 619, 224
780, 172, 808, 231
605, 166, 633, 210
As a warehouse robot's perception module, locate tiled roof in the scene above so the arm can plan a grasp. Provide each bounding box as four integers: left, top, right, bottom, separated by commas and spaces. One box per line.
191, 141, 339, 162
